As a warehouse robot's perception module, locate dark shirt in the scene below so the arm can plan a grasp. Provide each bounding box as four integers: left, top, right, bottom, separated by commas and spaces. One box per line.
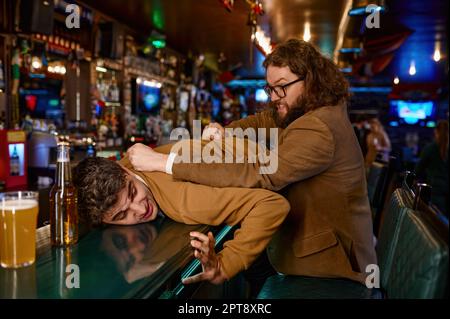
353, 125, 369, 156
415, 142, 449, 214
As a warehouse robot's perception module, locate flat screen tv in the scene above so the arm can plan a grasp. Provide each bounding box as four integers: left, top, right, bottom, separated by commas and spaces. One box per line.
389, 100, 436, 126
136, 83, 161, 114
19, 89, 62, 119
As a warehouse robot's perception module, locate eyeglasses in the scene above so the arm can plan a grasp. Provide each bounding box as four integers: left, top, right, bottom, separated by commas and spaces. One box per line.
263, 77, 305, 99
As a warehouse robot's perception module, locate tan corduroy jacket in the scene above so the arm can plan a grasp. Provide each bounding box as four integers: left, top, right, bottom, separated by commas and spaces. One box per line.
171, 103, 377, 284
119, 151, 290, 280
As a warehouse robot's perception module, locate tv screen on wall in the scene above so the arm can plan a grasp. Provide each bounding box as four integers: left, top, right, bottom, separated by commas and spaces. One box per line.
137, 84, 161, 114
19, 89, 62, 119
389, 100, 436, 126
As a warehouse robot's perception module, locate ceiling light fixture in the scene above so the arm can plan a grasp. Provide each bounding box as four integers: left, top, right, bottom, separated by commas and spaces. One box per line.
433, 49, 441, 62
433, 42, 441, 62
303, 22, 311, 42
408, 61, 416, 76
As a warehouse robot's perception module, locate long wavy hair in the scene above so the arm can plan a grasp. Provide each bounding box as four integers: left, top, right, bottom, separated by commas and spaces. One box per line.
263, 39, 350, 113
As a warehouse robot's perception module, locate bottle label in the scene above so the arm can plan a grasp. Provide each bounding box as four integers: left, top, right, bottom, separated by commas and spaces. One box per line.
57, 146, 70, 162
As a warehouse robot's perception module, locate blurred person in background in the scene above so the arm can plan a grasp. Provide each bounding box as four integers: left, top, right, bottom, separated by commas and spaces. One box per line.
415, 120, 449, 216
365, 118, 392, 171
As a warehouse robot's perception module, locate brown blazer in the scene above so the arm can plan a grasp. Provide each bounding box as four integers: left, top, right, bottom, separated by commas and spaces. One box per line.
171, 104, 377, 283
119, 152, 290, 280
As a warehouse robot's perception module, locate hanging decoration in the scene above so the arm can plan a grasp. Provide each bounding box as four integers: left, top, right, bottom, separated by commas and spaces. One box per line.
218, 1, 269, 65
247, 0, 264, 16
246, 0, 268, 62
218, 0, 265, 30
245, 0, 264, 31
219, 0, 235, 12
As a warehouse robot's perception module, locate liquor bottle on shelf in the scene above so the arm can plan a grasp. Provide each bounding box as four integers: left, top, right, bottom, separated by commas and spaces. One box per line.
97, 72, 106, 101
49, 142, 78, 247
106, 126, 115, 148
10, 145, 20, 176
109, 72, 120, 102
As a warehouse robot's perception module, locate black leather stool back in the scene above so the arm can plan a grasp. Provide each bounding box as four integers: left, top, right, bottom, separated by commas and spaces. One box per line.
385, 208, 448, 298
367, 161, 388, 209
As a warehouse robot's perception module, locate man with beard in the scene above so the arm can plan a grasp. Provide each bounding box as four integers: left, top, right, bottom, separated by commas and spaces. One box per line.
126, 39, 377, 294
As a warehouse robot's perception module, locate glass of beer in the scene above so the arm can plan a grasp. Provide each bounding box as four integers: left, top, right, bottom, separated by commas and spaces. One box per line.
0, 191, 39, 268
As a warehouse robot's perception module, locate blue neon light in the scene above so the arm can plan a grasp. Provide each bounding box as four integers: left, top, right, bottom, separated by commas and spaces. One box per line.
339, 67, 353, 73
350, 87, 392, 93
339, 48, 362, 53
348, 5, 385, 16
389, 121, 399, 127
227, 80, 267, 88
29, 73, 46, 79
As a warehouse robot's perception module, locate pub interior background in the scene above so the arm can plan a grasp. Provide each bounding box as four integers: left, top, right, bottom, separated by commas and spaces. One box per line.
0, 0, 448, 300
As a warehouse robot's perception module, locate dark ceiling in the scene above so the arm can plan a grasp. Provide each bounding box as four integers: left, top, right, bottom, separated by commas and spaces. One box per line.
81, 0, 255, 68
80, 0, 347, 77
80, 0, 448, 83
380, 0, 448, 84
265, 0, 347, 56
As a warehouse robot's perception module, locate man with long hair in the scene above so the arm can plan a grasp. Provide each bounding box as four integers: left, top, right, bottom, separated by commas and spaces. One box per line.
126, 39, 377, 290
365, 117, 392, 170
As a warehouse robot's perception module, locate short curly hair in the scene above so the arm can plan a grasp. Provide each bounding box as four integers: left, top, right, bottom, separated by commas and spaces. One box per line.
72, 157, 127, 227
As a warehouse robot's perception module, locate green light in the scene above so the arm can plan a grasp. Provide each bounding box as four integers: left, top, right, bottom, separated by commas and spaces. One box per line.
49, 99, 59, 107
152, 0, 164, 30
152, 11, 164, 29
152, 39, 166, 48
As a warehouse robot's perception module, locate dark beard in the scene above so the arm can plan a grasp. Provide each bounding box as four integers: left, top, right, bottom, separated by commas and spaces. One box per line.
270, 96, 307, 128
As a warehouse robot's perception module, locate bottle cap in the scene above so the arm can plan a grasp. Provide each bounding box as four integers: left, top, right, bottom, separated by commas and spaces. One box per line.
57, 141, 70, 147
57, 142, 70, 162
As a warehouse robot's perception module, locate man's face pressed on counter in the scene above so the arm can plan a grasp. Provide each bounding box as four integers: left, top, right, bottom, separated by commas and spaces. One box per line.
103, 167, 159, 225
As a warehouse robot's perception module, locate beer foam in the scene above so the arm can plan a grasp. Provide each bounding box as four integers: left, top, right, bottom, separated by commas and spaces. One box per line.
1, 199, 38, 211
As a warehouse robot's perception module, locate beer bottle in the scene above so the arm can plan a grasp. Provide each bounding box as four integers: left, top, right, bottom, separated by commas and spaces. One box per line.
50, 142, 78, 246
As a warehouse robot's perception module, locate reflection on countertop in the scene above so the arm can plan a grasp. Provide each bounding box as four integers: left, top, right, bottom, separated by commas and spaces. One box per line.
0, 216, 211, 299
100, 218, 202, 284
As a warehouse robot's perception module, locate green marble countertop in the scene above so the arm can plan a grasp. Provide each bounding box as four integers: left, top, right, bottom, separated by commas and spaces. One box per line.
0, 217, 223, 299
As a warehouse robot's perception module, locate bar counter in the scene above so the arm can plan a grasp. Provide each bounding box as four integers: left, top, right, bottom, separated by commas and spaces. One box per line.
0, 217, 233, 299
